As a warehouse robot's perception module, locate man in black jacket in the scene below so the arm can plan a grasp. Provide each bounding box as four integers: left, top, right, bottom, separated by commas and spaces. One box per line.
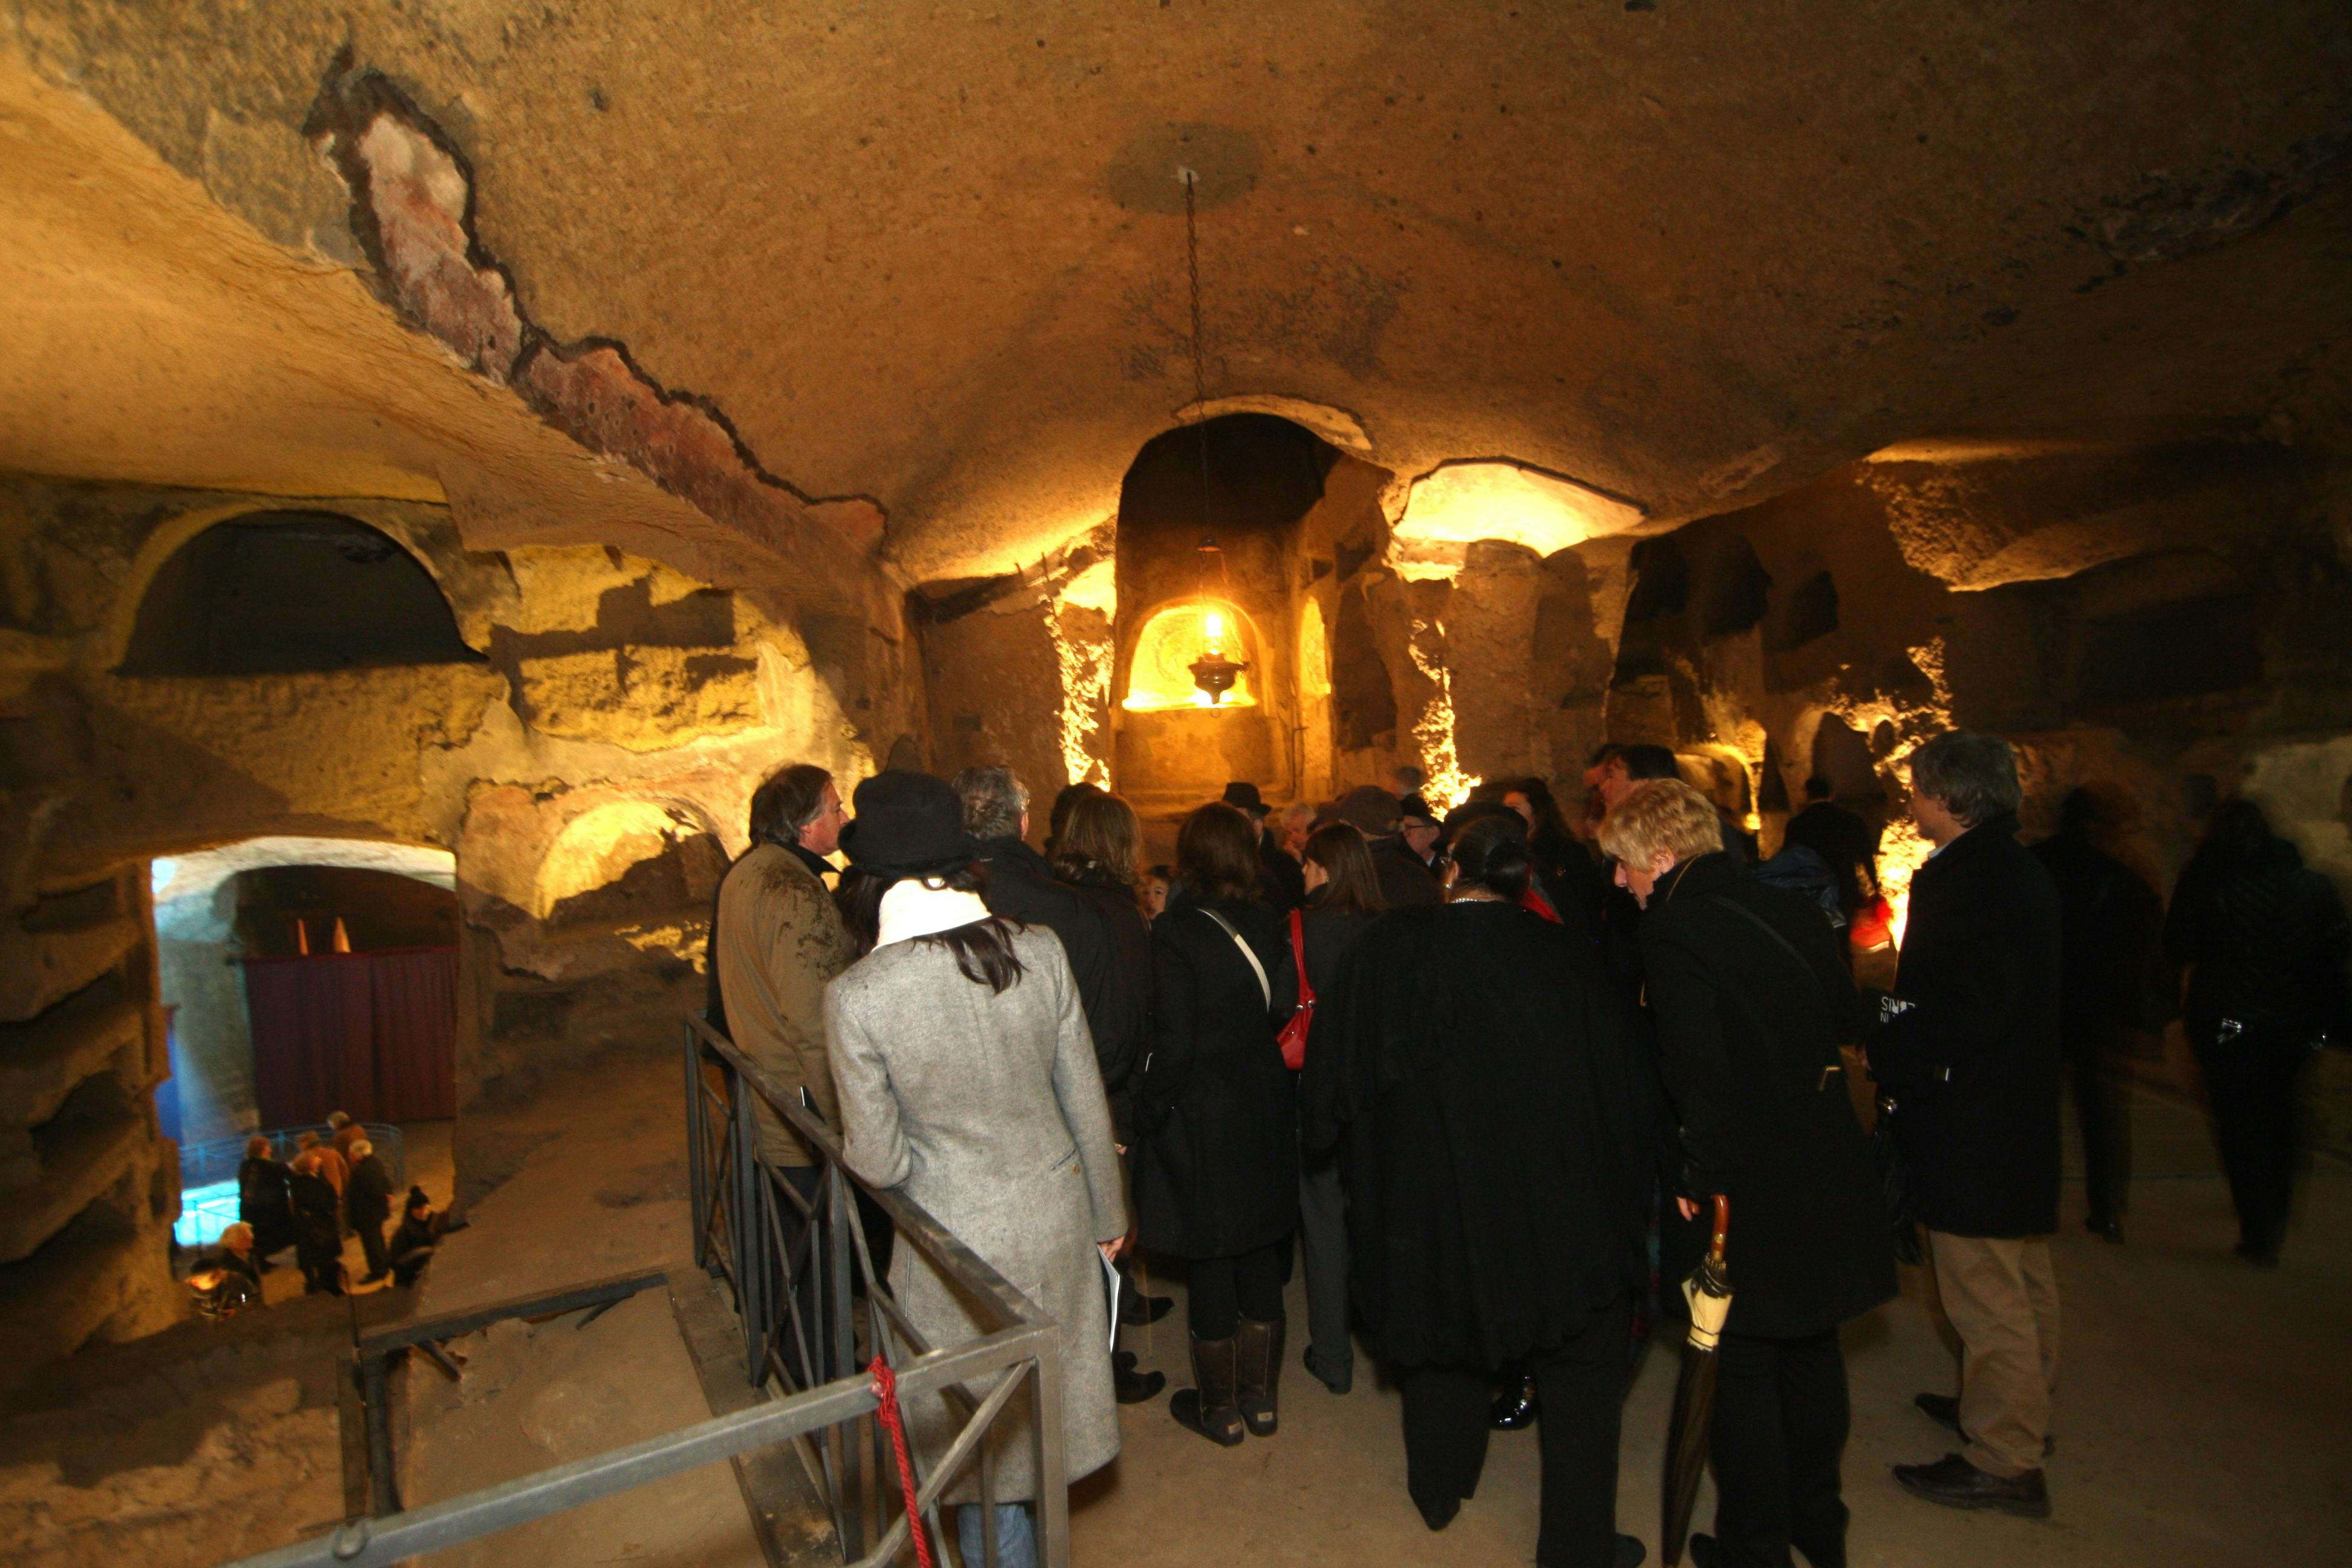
955, 765, 1138, 1091
345, 1138, 396, 1284
1782, 776, 1881, 921
1334, 785, 1442, 907
1870, 731, 2063, 1519
2031, 788, 2161, 1242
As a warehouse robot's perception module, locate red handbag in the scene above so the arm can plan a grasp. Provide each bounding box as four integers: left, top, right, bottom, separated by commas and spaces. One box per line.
1276, 907, 1315, 1071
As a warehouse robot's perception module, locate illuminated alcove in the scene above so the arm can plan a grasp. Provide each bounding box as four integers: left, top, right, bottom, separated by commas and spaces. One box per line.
1121, 598, 1261, 710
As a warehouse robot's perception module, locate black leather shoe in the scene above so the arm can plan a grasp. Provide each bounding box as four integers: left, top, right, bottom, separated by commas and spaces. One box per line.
1913, 1392, 2053, 1455
1120, 1290, 1174, 1325
2085, 1214, 2124, 1244
1685, 1532, 1720, 1568
1113, 1351, 1166, 1405
1489, 1374, 1538, 1430
1913, 1391, 1962, 1435
1616, 1532, 1648, 1567
1893, 1453, 2051, 1518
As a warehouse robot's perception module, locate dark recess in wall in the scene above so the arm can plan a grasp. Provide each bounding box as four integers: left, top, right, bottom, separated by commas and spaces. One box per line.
1331, 585, 1396, 751
1776, 570, 1840, 651
120, 513, 480, 675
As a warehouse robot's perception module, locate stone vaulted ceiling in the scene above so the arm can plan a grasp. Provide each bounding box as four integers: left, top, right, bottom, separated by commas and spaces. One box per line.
7, 1, 2352, 588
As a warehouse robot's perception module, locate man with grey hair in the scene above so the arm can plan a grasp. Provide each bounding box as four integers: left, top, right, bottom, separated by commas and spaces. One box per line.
954, 765, 1136, 1093
1873, 730, 2065, 1518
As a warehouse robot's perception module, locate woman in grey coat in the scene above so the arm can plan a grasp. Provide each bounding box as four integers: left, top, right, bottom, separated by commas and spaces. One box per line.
825, 771, 1128, 1568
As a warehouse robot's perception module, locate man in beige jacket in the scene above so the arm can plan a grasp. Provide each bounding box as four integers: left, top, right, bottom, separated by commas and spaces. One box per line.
713, 763, 855, 1171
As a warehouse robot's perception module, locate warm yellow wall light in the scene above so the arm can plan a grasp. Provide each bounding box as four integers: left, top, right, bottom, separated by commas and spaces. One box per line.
1123, 599, 1258, 710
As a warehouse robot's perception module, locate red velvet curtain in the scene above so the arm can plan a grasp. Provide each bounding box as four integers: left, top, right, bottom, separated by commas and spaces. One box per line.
244, 946, 459, 1126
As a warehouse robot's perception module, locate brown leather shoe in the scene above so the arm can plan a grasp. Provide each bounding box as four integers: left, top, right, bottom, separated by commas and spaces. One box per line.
1893, 1452, 2051, 1518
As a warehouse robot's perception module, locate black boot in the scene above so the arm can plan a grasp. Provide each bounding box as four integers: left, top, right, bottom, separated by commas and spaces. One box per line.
1489, 1371, 1538, 1430
1113, 1349, 1165, 1405
1235, 1315, 1285, 1437
1169, 1336, 1244, 1447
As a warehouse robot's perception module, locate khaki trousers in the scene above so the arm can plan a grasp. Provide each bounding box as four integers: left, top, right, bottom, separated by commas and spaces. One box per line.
1926, 1229, 2060, 1478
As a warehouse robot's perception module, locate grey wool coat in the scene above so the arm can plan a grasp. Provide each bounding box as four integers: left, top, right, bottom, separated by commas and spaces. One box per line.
826, 924, 1128, 1502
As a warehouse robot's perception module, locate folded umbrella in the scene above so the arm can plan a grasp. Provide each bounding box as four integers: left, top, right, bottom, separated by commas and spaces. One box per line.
1662, 1195, 1733, 1567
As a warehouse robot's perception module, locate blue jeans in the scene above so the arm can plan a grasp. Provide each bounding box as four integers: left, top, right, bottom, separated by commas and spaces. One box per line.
956, 1502, 1035, 1568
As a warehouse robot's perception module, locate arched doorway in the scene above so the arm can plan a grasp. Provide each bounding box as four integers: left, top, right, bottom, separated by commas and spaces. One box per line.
1110, 414, 1338, 817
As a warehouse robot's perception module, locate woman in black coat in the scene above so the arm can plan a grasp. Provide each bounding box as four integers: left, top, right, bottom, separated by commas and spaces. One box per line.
287, 1153, 344, 1296
1293, 822, 1387, 1394
1052, 787, 1175, 1403
1304, 818, 1652, 1568
2164, 799, 2351, 1264
1603, 779, 1895, 1568
1133, 801, 1299, 1446
236, 1137, 295, 1259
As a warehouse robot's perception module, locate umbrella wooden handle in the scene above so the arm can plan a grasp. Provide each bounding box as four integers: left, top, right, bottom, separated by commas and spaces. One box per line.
1708, 1194, 1730, 1263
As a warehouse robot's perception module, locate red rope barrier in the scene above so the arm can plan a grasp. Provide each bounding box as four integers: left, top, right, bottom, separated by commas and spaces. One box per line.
869, 1355, 934, 1568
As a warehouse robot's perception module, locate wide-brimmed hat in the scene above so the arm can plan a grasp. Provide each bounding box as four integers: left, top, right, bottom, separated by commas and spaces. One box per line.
840, 771, 977, 878
1221, 781, 1269, 817
1335, 785, 1403, 835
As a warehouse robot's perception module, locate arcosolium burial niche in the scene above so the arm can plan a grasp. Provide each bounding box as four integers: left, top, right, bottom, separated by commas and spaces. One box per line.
119, 511, 482, 675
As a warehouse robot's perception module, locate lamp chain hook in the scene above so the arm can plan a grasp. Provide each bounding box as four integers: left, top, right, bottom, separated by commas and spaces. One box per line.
1181, 166, 1215, 546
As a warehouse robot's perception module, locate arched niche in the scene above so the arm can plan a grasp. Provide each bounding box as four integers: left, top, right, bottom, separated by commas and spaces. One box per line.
119, 510, 482, 675
1121, 598, 1261, 711
532, 799, 726, 929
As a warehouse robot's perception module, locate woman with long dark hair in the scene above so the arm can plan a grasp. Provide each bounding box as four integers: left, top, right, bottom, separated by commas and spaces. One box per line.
1051, 787, 1176, 1401
1294, 822, 1385, 1393
824, 771, 1128, 1567
1304, 815, 1651, 1567
2164, 798, 2350, 1264
1134, 800, 1300, 1445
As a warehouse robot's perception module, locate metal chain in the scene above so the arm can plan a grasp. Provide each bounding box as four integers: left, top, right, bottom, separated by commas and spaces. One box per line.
1182, 168, 1214, 544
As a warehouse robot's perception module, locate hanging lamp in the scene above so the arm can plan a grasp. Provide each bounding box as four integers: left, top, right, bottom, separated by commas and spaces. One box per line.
1178, 165, 1248, 707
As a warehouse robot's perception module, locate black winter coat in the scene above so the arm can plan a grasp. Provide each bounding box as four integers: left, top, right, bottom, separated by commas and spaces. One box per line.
238, 1155, 294, 1252
2163, 848, 2350, 1040
1132, 892, 1299, 1259
345, 1154, 394, 1227
1869, 815, 2063, 1238
1260, 838, 1307, 912
1368, 836, 1443, 909
288, 1170, 342, 1257
977, 838, 1137, 1090
1783, 801, 1880, 914
1302, 901, 1653, 1370
1638, 854, 1895, 1339
1055, 860, 1154, 1132
2031, 829, 2164, 1033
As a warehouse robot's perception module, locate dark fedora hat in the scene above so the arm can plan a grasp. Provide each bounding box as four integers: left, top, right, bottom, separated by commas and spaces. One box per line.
1221, 781, 1269, 817
1397, 793, 1438, 828
840, 771, 977, 878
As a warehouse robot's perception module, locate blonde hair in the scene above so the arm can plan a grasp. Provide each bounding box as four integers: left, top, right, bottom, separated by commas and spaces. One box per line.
349, 1139, 373, 1160
222, 1222, 253, 1249
1598, 779, 1723, 869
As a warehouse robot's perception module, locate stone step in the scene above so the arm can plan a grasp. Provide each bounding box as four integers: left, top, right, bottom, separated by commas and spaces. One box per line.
0, 1109, 157, 1260
0, 910, 142, 1024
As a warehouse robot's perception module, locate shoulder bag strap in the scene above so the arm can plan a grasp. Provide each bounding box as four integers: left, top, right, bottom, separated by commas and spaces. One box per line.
1289, 907, 1314, 1004
1200, 906, 1272, 1009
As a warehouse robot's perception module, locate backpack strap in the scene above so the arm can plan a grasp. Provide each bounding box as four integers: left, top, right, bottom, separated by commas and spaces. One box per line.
1200, 906, 1272, 1008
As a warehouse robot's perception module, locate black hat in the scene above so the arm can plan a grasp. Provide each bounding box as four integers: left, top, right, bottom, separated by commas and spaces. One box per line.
1335, 785, 1402, 835
1397, 793, 1437, 827
1221, 781, 1269, 817
841, 771, 978, 878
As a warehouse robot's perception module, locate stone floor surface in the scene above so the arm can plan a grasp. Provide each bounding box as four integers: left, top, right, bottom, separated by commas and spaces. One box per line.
1079, 1084, 2352, 1568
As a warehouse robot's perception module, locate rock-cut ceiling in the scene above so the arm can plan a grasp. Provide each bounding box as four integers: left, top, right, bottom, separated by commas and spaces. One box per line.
4, 0, 2351, 592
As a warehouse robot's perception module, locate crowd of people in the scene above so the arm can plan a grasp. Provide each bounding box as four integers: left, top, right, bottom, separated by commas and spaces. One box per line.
706, 734, 2348, 1568
201, 1112, 445, 1312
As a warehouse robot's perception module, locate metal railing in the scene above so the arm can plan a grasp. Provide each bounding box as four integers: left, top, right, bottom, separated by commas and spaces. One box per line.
179, 1123, 407, 1189
214, 1013, 1068, 1568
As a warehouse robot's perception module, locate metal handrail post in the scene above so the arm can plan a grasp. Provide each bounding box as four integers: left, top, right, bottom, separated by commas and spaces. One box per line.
684, 1023, 710, 1272
1031, 1335, 1069, 1568
731, 1070, 766, 1380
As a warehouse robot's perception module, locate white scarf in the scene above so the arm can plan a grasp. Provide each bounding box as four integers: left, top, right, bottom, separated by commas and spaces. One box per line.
875, 878, 993, 950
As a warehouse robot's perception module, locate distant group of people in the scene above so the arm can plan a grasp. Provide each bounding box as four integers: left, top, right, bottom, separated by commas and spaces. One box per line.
216, 1112, 442, 1306
704, 733, 2347, 1568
